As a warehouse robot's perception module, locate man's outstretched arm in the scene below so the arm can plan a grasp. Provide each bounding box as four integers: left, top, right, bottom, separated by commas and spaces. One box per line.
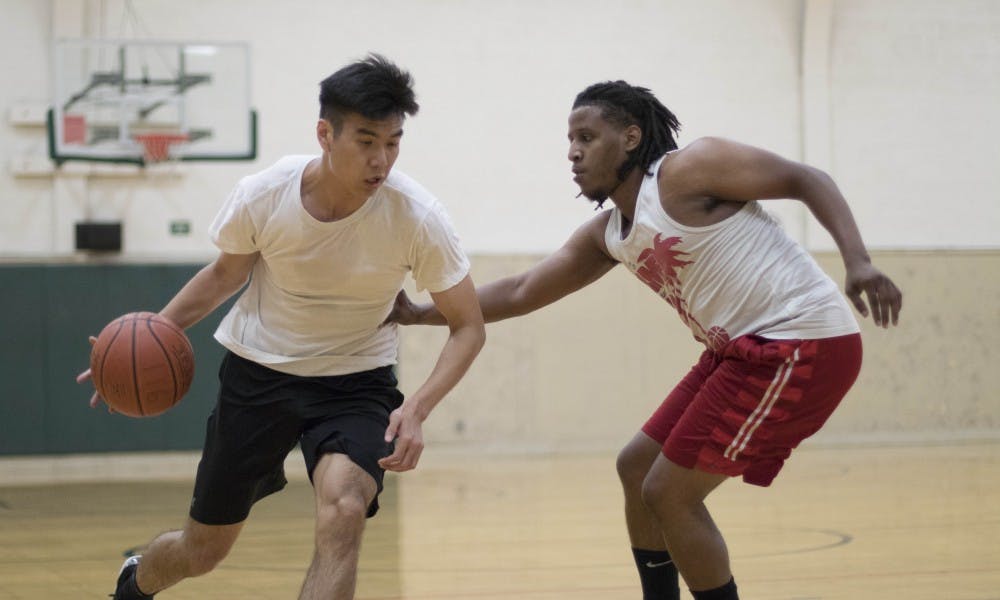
388, 214, 618, 326
378, 274, 485, 472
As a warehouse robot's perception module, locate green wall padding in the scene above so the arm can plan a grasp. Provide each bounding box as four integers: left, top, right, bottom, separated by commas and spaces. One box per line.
0, 263, 235, 455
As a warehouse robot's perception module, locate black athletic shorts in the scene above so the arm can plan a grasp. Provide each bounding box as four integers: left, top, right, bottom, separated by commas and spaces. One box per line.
189, 351, 403, 525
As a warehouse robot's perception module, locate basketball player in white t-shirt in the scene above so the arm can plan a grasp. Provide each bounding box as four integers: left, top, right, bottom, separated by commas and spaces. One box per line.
389, 81, 901, 600
78, 55, 485, 600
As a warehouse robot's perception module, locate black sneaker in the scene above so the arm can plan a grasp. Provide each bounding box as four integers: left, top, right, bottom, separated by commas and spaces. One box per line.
111, 555, 153, 599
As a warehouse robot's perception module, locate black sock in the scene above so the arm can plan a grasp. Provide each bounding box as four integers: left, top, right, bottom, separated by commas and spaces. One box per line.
691, 577, 738, 600
631, 548, 679, 600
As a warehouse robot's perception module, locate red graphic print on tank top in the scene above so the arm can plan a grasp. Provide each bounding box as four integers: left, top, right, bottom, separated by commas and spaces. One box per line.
634, 234, 731, 351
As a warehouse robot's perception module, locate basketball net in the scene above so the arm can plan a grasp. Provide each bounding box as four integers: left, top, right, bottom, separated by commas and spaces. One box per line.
133, 132, 190, 164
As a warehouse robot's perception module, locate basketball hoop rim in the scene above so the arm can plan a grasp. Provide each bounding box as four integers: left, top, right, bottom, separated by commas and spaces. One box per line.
132, 132, 190, 163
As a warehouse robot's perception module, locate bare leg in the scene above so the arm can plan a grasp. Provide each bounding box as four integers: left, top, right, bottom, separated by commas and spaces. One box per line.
135, 519, 244, 594
298, 453, 377, 600
641, 456, 731, 591
616, 431, 669, 550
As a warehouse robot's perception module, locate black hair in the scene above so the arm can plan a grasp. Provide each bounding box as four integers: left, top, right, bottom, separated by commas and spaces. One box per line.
573, 81, 681, 183
319, 53, 419, 134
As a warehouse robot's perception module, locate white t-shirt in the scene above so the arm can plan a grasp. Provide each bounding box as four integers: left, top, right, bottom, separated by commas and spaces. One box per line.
209, 155, 470, 376
604, 153, 859, 352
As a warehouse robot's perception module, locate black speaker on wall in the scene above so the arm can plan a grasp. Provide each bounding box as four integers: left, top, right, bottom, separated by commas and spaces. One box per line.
75, 221, 122, 252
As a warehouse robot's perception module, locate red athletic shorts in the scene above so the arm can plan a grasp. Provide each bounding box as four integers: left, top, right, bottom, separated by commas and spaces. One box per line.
642, 333, 862, 486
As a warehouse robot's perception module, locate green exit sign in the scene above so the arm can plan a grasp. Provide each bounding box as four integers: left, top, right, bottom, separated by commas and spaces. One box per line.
170, 220, 191, 236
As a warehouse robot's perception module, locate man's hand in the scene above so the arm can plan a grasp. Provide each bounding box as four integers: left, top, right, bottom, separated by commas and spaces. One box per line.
378, 404, 425, 472
384, 290, 423, 325
845, 262, 902, 328
75, 336, 114, 412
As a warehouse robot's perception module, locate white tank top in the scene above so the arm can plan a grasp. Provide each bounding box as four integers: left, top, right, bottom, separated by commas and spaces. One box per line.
604, 154, 859, 351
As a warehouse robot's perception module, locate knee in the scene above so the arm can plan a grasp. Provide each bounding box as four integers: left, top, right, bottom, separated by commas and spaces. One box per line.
616, 442, 655, 491
315, 492, 369, 546
640, 472, 678, 517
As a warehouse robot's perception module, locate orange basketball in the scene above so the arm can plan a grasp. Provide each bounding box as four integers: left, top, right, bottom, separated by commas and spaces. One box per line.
90, 312, 195, 417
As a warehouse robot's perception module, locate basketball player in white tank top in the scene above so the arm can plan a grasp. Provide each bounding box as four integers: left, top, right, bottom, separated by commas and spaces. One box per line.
391, 80, 901, 600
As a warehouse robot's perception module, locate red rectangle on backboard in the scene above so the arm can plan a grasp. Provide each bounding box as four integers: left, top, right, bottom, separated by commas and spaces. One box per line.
63, 114, 86, 144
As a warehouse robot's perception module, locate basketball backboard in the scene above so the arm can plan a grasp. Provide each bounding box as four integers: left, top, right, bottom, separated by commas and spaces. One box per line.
49, 39, 256, 166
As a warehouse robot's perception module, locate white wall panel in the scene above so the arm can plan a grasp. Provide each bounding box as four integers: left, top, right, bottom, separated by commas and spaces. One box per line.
823, 0, 1000, 249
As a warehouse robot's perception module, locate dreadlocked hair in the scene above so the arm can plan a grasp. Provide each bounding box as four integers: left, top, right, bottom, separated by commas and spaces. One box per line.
573, 81, 681, 184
